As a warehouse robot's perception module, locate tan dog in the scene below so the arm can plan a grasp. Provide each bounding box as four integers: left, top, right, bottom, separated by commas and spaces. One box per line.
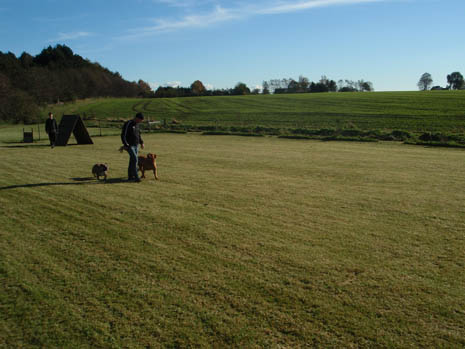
138, 153, 158, 180
92, 163, 109, 181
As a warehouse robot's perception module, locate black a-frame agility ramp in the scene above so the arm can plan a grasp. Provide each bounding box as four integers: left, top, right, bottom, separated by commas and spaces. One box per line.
55, 114, 93, 146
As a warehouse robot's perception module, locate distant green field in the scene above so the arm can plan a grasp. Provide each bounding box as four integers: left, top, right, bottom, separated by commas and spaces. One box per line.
43, 91, 465, 134
1, 133, 464, 347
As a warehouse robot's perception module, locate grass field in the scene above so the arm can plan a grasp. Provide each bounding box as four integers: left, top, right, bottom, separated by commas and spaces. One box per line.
42, 91, 465, 134
1, 133, 464, 347
0, 124, 119, 144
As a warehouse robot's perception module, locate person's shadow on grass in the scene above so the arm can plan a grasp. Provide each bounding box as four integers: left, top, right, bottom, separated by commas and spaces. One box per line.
0, 177, 128, 190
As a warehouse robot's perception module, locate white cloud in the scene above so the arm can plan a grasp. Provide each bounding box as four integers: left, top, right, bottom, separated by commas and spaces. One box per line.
258, 0, 384, 15
124, 0, 388, 38
165, 81, 182, 87
150, 81, 212, 89
126, 5, 241, 36
150, 82, 161, 90
48, 31, 92, 43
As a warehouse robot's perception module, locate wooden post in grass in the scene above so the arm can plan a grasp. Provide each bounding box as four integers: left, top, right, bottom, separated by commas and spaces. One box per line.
23, 128, 33, 143
99, 119, 102, 137
37, 123, 41, 140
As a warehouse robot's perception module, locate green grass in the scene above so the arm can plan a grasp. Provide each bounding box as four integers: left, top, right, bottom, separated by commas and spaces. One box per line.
0, 123, 120, 144
42, 91, 465, 134
1, 133, 464, 347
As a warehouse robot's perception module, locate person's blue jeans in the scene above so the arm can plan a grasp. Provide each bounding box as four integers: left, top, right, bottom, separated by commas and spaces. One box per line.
127, 145, 139, 180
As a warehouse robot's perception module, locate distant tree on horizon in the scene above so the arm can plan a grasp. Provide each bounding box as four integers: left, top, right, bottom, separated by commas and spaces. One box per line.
298, 75, 310, 91
190, 80, 206, 95
232, 82, 250, 95
262, 81, 270, 94
447, 72, 464, 90
287, 79, 299, 93
312, 76, 337, 92
358, 80, 373, 92
417, 73, 433, 91
137, 79, 153, 97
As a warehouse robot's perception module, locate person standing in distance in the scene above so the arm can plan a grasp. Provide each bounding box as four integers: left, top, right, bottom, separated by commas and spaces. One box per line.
45, 112, 58, 148
121, 112, 145, 182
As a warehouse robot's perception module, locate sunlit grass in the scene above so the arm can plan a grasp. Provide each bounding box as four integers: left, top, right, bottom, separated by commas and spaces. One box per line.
1, 133, 464, 347
42, 90, 465, 133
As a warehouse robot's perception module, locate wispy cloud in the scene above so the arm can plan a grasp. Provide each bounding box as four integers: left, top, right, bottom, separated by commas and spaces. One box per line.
124, 0, 388, 38
258, 0, 385, 15
48, 31, 93, 43
124, 5, 241, 38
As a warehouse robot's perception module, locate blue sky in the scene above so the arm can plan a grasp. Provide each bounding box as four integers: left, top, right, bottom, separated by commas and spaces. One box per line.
0, 0, 464, 91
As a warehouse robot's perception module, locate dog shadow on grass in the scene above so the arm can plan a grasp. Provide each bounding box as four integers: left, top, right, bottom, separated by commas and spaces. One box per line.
0, 177, 128, 190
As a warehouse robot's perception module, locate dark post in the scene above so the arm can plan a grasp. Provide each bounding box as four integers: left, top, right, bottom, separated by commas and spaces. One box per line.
23, 128, 34, 143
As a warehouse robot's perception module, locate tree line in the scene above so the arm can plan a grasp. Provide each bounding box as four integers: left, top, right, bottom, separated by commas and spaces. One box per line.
0, 44, 376, 123
417, 72, 464, 91
151, 76, 374, 99
150, 81, 254, 98
262, 76, 373, 94
0, 45, 150, 123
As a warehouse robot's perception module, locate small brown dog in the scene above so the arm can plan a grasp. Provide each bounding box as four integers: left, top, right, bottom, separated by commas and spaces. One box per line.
92, 163, 109, 181
138, 153, 158, 180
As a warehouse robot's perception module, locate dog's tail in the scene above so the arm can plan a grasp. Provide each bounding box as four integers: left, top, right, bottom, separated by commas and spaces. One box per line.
119, 146, 128, 153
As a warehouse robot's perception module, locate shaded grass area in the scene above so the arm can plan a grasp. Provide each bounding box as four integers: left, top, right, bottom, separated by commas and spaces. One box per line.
5, 122, 465, 149
0, 124, 120, 144
1, 134, 464, 347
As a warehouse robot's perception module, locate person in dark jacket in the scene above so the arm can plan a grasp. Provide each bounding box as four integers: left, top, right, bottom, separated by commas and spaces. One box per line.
121, 112, 145, 182
45, 112, 58, 148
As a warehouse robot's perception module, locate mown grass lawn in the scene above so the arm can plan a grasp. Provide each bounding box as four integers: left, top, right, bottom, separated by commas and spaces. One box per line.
44, 90, 465, 134
0, 133, 464, 347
